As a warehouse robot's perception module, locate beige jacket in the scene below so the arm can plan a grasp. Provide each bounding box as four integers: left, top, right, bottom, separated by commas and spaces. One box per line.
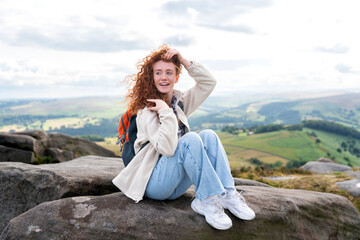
112, 61, 217, 202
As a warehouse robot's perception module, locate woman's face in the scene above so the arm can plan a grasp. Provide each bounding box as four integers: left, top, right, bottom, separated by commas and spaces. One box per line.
153, 60, 178, 97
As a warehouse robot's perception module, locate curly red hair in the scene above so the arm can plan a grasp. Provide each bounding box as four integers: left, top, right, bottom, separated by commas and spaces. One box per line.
124, 44, 182, 114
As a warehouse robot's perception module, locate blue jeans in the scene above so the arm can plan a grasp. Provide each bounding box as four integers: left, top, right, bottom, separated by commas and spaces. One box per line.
145, 130, 234, 200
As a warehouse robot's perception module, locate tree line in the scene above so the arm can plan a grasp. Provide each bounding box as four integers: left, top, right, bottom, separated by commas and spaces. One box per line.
222, 120, 360, 140
47, 117, 119, 138
302, 120, 360, 140
0, 114, 78, 126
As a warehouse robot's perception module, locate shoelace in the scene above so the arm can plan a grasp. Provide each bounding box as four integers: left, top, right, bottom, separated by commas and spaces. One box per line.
213, 199, 225, 215
234, 191, 249, 208
205, 196, 225, 215
223, 190, 247, 206
236, 190, 246, 203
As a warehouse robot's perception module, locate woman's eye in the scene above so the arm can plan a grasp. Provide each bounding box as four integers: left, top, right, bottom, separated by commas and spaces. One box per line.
167, 71, 172, 75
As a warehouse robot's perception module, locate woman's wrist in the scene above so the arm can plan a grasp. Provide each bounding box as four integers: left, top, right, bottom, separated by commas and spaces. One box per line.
181, 59, 192, 68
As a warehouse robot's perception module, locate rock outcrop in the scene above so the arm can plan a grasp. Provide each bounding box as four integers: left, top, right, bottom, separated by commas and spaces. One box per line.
264, 176, 297, 181
234, 178, 273, 187
350, 171, 360, 178
0, 154, 263, 235
336, 179, 360, 197
0, 145, 35, 163
302, 161, 360, 198
0, 156, 124, 233
0, 130, 117, 163
2, 186, 359, 240
336, 171, 360, 197
301, 161, 353, 174
317, 157, 334, 163
1, 156, 359, 239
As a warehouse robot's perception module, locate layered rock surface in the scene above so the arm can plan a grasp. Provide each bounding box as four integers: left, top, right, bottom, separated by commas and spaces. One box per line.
300, 160, 360, 198
0, 130, 117, 163
1, 186, 359, 240
1, 156, 360, 239
0, 156, 124, 233
316, 157, 334, 163
336, 179, 360, 197
301, 161, 353, 174
336, 171, 360, 197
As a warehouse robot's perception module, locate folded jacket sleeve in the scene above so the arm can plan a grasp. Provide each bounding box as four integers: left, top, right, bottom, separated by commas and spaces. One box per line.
137, 107, 178, 157
181, 61, 217, 117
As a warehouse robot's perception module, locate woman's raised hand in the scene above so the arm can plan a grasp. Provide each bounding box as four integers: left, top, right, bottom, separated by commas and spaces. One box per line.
164, 49, 192, 68
147, 99, 168, 112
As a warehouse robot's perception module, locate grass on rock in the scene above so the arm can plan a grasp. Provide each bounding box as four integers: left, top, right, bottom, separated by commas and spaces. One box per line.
232, 166, 360, 213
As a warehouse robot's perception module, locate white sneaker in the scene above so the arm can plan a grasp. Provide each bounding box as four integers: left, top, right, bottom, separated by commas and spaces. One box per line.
219, 189, 256, 220
191, 195, 232, 230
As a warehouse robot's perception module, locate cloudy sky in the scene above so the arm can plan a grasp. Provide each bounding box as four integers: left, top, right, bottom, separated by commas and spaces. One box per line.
0, 0, 359, 99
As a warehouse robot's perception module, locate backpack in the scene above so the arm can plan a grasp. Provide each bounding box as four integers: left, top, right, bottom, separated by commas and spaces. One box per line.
116, 111, 143, 167
117, 101, 184, 167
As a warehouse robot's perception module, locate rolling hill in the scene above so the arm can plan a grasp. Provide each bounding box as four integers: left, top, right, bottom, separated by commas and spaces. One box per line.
1, 91, 360, 168
1, 91, 360, 138
219, 128, 360, 169
189, 92, 360, 130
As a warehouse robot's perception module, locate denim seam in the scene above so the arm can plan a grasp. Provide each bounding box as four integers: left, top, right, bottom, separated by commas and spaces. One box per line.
204, 145, 217, 160
184, 144, 202, 172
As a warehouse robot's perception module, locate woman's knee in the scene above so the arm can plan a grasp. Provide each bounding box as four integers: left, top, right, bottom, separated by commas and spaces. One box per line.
180, 132, 202, 145
199, 129, 218, 140
145, 189, 171, 200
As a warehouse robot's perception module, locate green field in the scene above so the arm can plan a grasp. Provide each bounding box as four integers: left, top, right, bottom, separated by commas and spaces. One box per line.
93, 130, 359, 170
98, 129, 360, 169
303, 128, 360, 166
3, 96, 126, 119
2, 92, 360, 164
0, 116, 102, 132
2, 92, 360, 136
217, 129, 360, 169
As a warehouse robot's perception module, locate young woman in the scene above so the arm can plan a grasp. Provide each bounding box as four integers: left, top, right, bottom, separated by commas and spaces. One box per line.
113, 45, 255, 230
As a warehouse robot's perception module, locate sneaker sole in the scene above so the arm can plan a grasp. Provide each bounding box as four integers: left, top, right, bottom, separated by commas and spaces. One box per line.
191, 200, 232, 230
191, 199, 204, 215
219, 198, 256, 221
224, 206, 256, 220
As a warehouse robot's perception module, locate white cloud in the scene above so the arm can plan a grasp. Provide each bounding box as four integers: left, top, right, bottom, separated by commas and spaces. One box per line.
163, 35, 194, 46
314, 44, 349, 54
1, 0, 360, 99
334, 63, 354, 74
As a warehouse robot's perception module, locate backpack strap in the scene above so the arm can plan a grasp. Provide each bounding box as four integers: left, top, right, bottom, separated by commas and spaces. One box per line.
178, 100, 184, 111
140, 141, 149, 151
116, 111, 131, 146
126, 111, 130, 121
121, 111, 130, 136
120, 116, 127, 135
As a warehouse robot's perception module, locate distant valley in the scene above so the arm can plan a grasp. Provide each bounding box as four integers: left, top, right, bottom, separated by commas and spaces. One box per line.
189, 92, 360, 131
1, 91, 360, 168
1, 91, 360, 137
